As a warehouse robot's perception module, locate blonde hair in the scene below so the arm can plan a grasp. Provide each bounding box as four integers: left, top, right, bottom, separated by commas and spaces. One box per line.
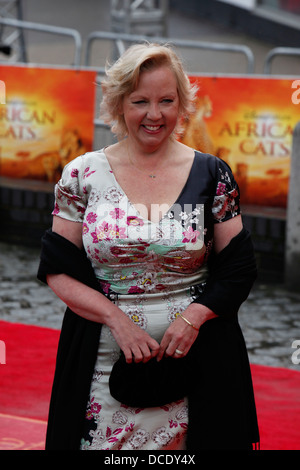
100, 42, 197, 139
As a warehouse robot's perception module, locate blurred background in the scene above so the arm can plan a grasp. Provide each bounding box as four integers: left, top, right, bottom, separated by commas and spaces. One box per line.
1, 0, 300, 71
1, 0, 300, 371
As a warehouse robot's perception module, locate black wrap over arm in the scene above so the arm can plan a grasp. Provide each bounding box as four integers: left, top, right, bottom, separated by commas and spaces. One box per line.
37, 227, 259, 450
37, 229, 102, 450
37, 228, 101, 291
109, 225, 258, 410
109, 225, 260, 449
192, 226, 257, 318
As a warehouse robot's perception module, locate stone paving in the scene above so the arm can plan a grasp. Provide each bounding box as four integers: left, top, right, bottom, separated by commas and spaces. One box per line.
1, 241, 299, 371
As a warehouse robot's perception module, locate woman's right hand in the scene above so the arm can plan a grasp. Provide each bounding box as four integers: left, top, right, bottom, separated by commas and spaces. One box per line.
108, 309, 160, 364
49, 217, 159, 363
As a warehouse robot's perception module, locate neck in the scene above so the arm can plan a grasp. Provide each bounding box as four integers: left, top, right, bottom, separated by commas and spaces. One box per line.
126, 137, 175, 164
126, 139, 177, 179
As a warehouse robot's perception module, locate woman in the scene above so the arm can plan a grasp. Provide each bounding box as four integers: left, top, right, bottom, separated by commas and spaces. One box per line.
38, 43, 259, 450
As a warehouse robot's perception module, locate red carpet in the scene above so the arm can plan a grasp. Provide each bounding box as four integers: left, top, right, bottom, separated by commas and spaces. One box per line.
0, 320, 59, 450
0, 320, 299, 450
0, 413, 46, 450
251, 364, 300, 450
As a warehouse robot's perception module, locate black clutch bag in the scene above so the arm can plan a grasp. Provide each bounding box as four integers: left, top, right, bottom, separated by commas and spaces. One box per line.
109, 352, 192, 407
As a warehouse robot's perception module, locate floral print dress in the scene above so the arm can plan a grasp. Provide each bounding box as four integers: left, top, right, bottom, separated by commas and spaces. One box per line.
52, 149, 240, 450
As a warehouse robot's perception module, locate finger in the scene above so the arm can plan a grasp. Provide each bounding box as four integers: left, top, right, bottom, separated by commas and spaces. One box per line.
140, 339, 160, 362
165, 342, 180, 358
158, 341, 177, 360
123, 346, 134, 364
160, 344, 184, 359
161, 334, 190, 358
131, 344, 144, 363
156, 329, 173, 361
133, 340, 160, 363
156, 342, 168, 362
122, 342, 144, 363
149, 342, 160, 360
174, 348, 184, 357
150, 348, 160, 360
139, 343, 160, 363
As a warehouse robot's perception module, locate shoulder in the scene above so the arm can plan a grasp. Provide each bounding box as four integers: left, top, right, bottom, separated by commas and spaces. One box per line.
193, 151, 235, 179
60, 149, 107, 180
64, 149, 106, 169
194, 151, 230, 169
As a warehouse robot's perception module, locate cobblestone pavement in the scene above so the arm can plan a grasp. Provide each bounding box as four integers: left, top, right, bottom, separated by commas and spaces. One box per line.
1, 241, 300, 371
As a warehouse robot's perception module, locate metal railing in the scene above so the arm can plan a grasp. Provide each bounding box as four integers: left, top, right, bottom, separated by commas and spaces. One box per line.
0, 0, 26, 61
0, 17, 82, 66
110, 0, 169, 36
263, 47, 300, 74
3, 20, 300, 148
84, 30, 255, 74
2, 19, 300, 76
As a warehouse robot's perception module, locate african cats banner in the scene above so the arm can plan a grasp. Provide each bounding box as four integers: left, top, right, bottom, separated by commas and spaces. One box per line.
179, 76, 300, 208
1, 68, 298, 208
0, 65, 96, 183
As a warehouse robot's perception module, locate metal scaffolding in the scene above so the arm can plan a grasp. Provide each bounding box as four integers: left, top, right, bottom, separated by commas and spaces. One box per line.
110, 0, 169, 36
0, 0, 26, 61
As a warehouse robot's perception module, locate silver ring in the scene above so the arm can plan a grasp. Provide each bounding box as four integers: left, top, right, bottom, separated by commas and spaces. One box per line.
175, 349, 183, 355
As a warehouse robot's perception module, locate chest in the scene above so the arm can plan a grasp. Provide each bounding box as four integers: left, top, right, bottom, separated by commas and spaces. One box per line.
113, 166, 189, 223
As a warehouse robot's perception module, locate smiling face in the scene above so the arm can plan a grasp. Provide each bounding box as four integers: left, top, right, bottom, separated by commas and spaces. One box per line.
121, 65, 180, 153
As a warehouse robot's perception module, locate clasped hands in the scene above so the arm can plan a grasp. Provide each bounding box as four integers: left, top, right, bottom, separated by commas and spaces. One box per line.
111, 303, 207, 364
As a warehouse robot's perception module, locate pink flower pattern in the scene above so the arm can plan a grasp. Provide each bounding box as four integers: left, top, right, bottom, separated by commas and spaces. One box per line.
182, 226, 200, 244
110, 208, 125, 219
53, 152, 240, 451
86, 212, 97, 224
92, 222, 127, 242
51, 156, 239, 297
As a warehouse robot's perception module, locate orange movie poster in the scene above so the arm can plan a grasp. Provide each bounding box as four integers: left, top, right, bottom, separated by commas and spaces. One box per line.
0, 65, 96, 182
180, 76, 300, 207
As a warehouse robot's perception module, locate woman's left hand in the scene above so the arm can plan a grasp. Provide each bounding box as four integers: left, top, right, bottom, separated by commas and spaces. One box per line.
158, 216, 243, 360
157, 302, 216, 361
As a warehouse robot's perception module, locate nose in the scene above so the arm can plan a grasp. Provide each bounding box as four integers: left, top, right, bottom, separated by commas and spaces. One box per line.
147, 102, 162, 120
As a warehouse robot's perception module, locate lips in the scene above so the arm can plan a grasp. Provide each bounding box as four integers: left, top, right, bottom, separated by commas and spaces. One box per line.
142, 125, 163, 132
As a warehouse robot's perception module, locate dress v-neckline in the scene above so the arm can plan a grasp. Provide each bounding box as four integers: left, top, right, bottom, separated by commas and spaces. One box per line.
101, 149, 197, 225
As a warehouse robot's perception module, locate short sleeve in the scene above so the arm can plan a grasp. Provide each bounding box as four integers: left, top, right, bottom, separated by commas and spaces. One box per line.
212, 158, 240, 223
52, 156, 87, 222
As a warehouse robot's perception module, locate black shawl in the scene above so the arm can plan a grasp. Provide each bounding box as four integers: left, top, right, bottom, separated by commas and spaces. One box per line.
37, 230, 102, 450
37, 227, 259, 450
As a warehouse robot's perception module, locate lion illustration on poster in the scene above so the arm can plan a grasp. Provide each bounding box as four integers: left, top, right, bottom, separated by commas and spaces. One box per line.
4, 129, 86, 182
180, 95, 229, 161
